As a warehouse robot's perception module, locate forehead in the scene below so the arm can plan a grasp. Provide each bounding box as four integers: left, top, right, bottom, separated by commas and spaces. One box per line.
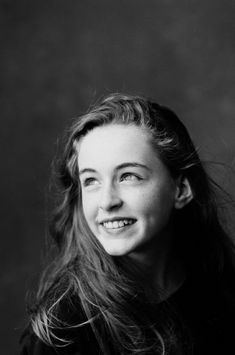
77, 124, 158, 169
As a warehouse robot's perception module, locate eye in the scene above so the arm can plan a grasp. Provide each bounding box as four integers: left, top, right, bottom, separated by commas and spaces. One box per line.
120, 173, 142, 182
82, 177, 99, 187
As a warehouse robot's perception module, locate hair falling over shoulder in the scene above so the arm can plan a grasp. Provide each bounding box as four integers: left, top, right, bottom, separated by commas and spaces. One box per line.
30, 93, 235, 355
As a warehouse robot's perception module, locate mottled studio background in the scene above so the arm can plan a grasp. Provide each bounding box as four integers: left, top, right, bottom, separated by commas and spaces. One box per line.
1, 0, 235, 353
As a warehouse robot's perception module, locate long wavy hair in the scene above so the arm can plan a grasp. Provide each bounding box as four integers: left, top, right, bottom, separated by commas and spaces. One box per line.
30, 93, 234, 354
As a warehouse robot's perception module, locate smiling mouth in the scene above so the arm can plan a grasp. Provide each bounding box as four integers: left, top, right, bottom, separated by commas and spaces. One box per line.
101, 219, 136, 230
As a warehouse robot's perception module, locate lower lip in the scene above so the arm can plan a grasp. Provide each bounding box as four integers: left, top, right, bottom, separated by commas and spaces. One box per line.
100, 221, 136, 235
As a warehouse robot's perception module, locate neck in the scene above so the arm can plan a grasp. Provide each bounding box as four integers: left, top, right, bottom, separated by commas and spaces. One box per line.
129, 234, 185, 301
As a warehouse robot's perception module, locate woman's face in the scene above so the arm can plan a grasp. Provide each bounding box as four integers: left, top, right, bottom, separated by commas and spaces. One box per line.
77, 124, 179, 258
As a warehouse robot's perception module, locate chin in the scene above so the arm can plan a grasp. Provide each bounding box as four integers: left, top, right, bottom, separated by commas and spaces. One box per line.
104, 247, 130, 256
102, 242, 135, 257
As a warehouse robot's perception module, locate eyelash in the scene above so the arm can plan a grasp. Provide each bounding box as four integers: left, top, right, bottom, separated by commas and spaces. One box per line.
82, 173, 142, 187
120, 173, 142, 182
83, 177, 98, 187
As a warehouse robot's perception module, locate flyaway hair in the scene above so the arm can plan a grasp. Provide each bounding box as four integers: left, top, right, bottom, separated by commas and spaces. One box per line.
30, 93, 235, 354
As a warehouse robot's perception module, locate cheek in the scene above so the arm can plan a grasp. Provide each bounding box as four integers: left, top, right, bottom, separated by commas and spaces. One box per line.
82, 194, 97, 222
134, 186, 174, 219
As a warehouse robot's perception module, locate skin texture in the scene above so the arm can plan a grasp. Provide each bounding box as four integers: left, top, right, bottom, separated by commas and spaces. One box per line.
77, 124, 182, 267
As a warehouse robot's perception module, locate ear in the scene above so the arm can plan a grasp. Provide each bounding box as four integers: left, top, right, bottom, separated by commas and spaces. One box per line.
174, 176, 193, 209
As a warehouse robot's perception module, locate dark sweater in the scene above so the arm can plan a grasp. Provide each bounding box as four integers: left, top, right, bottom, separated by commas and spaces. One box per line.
20, 272, 235, 355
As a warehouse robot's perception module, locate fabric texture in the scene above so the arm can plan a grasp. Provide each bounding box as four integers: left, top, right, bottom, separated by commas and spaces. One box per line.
19, 270, 235, 355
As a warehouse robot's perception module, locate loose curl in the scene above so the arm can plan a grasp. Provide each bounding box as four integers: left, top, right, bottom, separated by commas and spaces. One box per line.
30, 93, 234, 354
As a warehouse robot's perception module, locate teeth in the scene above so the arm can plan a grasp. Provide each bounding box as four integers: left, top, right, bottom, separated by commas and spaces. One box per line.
102, 219, 135, 229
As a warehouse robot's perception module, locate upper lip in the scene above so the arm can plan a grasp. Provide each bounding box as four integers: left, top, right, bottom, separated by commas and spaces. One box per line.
97, 217, 137, 224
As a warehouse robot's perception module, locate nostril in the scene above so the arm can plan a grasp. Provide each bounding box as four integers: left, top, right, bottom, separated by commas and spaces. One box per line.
99, 200, 123, 211
99, 195, 123, 211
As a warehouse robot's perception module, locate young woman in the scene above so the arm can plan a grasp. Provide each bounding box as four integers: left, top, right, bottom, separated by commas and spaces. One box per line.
20, 93, 235, 354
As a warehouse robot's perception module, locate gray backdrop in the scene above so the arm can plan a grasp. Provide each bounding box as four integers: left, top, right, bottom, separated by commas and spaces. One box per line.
1, 0, 235, 354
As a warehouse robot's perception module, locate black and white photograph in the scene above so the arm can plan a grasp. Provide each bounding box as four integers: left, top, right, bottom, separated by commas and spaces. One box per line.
1, 1, 235, 354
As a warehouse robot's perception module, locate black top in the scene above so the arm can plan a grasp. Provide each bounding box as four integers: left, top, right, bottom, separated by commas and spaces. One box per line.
19, 273, 235, 355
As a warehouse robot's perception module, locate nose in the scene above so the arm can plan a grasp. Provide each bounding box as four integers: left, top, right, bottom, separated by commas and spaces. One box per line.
99, 183, 123, 211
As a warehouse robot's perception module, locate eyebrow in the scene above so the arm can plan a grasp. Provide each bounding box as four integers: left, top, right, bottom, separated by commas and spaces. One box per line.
79, 162, 151, 176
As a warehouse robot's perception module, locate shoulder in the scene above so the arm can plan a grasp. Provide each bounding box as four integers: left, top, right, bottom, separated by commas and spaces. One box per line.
170, 267, 235, 354
19, 315, 99, 355
19, 326, 58, 355
19, 293, 96, 354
